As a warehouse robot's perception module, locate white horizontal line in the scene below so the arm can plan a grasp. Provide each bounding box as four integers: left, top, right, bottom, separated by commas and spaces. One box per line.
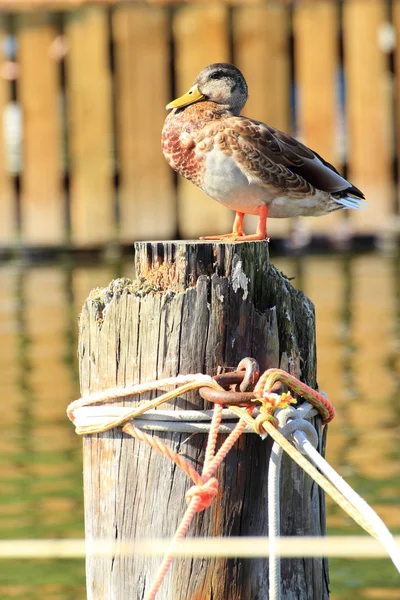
1, 536, 399, 559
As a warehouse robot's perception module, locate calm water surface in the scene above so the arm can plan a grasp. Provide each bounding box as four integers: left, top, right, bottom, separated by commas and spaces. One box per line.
0, 250, 399, 599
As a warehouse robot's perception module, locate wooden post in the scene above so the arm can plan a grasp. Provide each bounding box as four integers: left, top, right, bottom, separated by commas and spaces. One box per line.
78, 241, 329, 600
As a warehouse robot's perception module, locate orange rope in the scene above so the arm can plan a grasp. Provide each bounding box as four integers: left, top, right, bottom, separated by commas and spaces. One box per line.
123, 407, 251, 600
254, 368, 335, 424
122, 423, 203, 485
143, 496, 203, 598
204, 403, 223, 468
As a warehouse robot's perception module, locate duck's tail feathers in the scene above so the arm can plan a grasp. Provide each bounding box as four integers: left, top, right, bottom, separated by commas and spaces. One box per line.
334, 194, 367, 210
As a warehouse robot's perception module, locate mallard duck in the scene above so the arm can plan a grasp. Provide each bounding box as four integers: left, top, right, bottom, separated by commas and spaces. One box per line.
162, 63, 365, 240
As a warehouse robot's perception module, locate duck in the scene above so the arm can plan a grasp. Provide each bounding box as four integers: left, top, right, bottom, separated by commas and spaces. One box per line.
162, 63, 365, 241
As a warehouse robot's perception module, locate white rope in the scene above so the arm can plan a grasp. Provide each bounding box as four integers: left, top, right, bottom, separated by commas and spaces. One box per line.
72, 407, 258, 434
267, 400, 400, 600
268, 420, 283, 600
268, 405, 319, 600
292, 426, 400, 572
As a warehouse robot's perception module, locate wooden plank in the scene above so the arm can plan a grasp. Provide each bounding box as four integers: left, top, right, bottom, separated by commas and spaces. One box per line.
233, 4, 290, 238
294, 0, 344, 235
17, 13, 64, 246
173, 5, 232, 240
392, 0, 400, 218
112, 5, 175, 242
65, 6, 114, 247
233, 5, 290, 133
343, 0, 393, 233
0, 18, 15, 247
79, 240, 328, 599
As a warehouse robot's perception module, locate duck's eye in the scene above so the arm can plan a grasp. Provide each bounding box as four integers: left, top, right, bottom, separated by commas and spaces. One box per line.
209, 71, 225, 80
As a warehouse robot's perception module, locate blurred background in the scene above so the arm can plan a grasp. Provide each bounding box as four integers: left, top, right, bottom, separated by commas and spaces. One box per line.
0, 1, 399, 599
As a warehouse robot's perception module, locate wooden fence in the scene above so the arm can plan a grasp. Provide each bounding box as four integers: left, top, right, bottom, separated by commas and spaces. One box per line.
0, 0, 399, 249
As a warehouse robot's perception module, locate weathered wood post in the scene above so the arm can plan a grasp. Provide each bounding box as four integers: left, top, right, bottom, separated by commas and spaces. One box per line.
78, 240, 329, 599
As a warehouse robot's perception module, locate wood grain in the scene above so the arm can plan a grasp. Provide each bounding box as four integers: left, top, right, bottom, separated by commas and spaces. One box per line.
65, 6, 114, 246
79, 240, 328, 599
17, 13, 64, 246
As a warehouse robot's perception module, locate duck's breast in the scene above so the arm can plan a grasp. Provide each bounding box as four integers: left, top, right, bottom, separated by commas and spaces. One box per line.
202, 147, 275, 215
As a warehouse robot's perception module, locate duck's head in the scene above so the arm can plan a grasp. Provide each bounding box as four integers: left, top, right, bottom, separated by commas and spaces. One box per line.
166, 63, 248, 116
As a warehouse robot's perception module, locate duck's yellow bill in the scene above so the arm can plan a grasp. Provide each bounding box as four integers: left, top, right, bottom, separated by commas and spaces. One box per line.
166, 84, 205, 110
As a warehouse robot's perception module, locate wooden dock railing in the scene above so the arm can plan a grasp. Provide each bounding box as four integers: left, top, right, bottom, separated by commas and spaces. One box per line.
0, 0, 398, 249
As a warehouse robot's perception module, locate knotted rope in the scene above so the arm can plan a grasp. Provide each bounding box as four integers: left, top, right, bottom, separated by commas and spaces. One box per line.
119, 402, 250, 599
67, 364, 399, 600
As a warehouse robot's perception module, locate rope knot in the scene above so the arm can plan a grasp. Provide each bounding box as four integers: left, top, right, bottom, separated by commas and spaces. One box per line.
261, 391, 296, 409
252, 392, 296, 434
254, 412, 279, 433
186, 477, 219, 512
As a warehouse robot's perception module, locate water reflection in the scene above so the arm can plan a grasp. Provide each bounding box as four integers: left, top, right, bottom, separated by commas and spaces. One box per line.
0, 251, 399, 599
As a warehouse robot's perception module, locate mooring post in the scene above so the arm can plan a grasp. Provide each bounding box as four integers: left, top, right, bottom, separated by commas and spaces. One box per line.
78, 240, 329, 599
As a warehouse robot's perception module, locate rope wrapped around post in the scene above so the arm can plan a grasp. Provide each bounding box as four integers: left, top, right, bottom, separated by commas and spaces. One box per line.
67, 358, 400, 600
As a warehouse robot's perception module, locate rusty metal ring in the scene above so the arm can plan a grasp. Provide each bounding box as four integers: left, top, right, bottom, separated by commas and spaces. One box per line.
203, 358, 261, 406
237, 357, 260, 392
199, 387, 257, 406
213, 371, 245, 389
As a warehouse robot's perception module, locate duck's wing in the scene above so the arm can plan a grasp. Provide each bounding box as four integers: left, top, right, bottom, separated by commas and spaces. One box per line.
226, 116, 365, 200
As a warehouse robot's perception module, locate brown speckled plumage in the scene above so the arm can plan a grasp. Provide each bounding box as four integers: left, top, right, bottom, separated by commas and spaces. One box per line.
162, 103, 228, 187
162, 63, 365, 240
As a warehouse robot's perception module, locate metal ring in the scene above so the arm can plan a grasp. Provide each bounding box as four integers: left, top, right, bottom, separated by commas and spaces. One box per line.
237, 357, 260, 392
199, 387, 256, 406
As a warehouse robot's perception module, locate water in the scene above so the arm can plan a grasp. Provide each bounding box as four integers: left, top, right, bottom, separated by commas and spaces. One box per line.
1, 250, 399, 599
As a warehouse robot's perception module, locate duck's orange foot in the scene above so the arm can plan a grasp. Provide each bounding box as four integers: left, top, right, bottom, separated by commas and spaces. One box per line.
200, 232, 269, 242
200, 231, 244, 241
199, 207, 269, 242
232, 232, 269, 241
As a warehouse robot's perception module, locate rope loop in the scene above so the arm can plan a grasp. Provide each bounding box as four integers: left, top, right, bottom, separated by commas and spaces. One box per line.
280, 418, 319, 452
186, 477, 219, 512
253, 368, 335, 424
254, 412, 279, 433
